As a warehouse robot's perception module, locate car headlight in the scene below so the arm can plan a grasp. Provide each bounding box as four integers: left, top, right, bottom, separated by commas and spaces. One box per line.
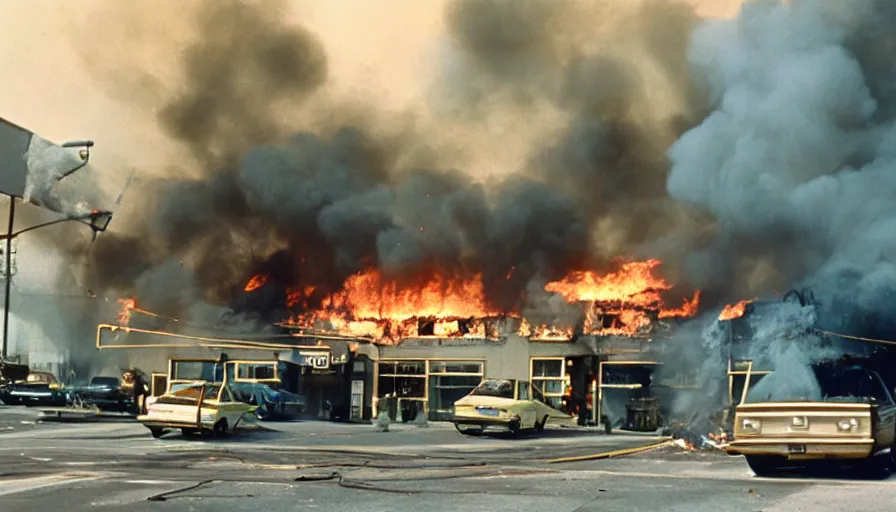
837, 417, 859, 432
200, 413, 215, 423
741, 418, 761, 433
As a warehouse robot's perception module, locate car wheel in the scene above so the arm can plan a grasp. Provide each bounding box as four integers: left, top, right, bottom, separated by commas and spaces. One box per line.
149, 427, 164, 439
534, 416, 548, 433
745, 455, 779, 477
212, 419, 229, 439
508, 419, 521, 435
454, 423, 484, 436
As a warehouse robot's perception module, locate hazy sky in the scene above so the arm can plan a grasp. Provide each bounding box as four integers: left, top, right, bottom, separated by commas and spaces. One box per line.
0, 0, 742, 176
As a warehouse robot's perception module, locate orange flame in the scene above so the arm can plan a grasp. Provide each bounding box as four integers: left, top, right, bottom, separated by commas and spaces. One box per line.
244, 274, 269, 292
659, 290, 702, 319
117, 297, 136, 326
544, 259, 701, 336
545, 260, 668, 304
285, 270, 502, 342
274, 259, 700, 343
719, 299, 756, 321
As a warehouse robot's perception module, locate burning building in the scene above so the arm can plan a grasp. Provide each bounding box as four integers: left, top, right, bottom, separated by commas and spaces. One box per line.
102, 257, 701, 425
28, 0, 896, 433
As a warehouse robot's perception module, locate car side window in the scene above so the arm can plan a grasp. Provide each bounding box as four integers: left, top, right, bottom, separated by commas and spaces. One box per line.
517, 381, 530, 401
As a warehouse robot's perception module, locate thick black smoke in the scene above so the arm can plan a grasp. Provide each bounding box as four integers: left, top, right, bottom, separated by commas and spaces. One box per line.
63, 0, 710, 327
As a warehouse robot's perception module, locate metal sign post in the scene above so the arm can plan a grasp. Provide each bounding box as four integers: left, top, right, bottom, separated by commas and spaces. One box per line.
0, 117, 126, 359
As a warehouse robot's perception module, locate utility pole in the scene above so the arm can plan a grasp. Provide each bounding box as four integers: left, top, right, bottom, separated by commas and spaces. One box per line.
1, 197, 13, 360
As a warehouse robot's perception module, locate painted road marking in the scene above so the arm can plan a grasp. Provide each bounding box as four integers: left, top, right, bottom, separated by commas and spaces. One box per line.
0, 473, 106, 496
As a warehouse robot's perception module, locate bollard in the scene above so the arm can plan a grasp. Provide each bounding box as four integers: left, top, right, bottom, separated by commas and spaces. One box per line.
411, 402, 429, 428
372, 394, 392, 432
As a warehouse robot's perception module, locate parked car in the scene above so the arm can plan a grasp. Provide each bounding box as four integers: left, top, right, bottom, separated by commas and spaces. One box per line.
137, 381, 256, 438
726, 361, 896, 476
0, 359, 28, 386
0, 371, 68, 406
231, 382, 307, 421
452, 378, 575, 435
72, 369, 149, 414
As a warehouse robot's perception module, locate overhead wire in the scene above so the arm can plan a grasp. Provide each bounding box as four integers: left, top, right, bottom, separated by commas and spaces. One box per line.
814, 328, 896, 347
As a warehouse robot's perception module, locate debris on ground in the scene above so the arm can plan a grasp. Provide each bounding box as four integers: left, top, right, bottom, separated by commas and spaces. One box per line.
665, 410, 732, 452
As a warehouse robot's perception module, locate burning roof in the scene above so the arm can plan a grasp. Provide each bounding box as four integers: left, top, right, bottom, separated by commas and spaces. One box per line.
225, 258, 701, 344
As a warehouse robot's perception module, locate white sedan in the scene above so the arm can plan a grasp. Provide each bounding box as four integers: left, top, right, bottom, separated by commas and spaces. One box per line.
138, 382, 255, 438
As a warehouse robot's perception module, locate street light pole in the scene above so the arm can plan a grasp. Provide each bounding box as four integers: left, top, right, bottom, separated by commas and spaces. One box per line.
1, 197, 13, 360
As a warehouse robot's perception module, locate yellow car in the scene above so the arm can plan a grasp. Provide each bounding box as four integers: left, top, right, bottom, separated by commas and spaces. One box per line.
138, 381, 256, 439
453, 378, 575, 435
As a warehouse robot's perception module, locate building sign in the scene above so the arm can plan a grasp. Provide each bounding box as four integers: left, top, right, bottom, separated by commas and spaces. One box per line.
297, 351, 330, 370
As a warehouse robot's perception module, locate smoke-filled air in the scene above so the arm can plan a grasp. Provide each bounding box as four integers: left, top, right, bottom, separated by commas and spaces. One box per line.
32, 0, 895, 346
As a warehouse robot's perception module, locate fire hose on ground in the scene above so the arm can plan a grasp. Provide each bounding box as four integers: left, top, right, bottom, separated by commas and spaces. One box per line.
545, 439, 675, 464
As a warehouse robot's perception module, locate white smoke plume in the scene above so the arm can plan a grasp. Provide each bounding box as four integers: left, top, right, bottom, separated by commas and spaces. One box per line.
669, 0, 896, 316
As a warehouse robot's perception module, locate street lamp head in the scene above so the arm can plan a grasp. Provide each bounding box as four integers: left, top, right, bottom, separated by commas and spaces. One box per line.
86, 210, 113, 233
61, 140, 95, 148
57, 140, 95, 178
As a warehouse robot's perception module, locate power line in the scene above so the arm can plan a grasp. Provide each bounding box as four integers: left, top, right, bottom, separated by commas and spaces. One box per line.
815, 328, 896, 347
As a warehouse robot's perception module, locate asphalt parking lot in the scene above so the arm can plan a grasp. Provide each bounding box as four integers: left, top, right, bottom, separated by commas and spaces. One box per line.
1, 405, 896, 511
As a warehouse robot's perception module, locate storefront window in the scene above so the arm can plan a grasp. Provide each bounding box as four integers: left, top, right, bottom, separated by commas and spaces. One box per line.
429, 375, 482, 418
428, 360, 484, 420
379, 361, 425, 376
530, 358, 566, 409
378, 360, 426, 400
429, 361, 483, 374
532, 358, 566, 400
236, 363, 275, 380
532, 359, 563, 378
378, 375, 426, 398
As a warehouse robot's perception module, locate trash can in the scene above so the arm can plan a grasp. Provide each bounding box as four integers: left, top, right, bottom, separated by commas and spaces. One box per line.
625, 397, 659, 431
385, 396, 398, 421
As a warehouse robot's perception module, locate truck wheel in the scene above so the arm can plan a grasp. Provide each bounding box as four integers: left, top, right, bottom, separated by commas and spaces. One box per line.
745, 455, 779, 477
149, 427, 164, 439
860, 454, 892, 479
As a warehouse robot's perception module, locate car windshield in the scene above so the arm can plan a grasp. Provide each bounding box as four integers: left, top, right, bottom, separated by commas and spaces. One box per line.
90, 377, 120, 387
26, 373, 56, 384
745, 364, 881, 404
470, 379, 515, 399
